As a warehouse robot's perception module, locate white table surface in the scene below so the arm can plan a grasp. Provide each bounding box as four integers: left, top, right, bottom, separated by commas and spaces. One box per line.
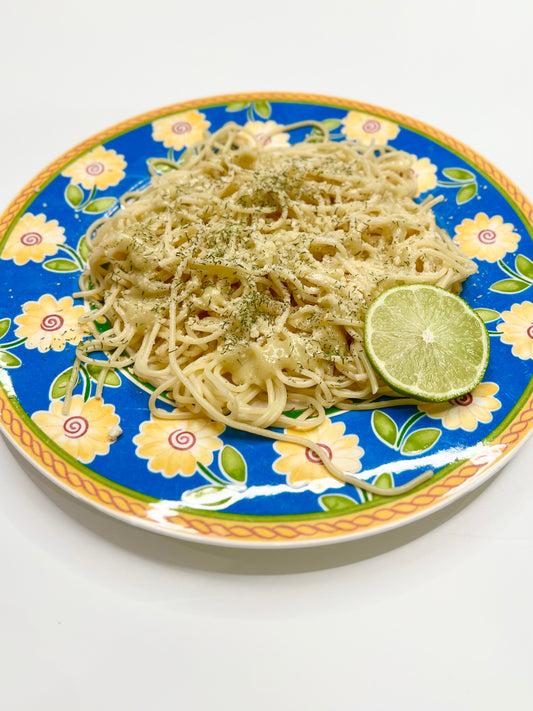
1, 1, 532, 709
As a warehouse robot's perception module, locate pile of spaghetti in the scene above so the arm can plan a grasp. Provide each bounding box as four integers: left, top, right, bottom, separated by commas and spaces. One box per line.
74, 121, 476, 493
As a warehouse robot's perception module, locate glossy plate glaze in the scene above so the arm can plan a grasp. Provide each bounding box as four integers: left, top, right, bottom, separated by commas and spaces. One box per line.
0, 93, 531, 548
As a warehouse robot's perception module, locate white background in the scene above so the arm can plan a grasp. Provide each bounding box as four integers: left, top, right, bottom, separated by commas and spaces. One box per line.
1, 1, 532, 709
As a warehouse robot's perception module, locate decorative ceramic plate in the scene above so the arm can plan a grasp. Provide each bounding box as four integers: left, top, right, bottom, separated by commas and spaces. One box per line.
0, 93, 531, 547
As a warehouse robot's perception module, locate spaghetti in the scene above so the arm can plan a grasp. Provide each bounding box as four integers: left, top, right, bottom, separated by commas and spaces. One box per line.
73, 121, 477, 494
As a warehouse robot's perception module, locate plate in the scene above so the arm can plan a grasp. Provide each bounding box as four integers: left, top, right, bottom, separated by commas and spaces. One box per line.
0, 92, 531, 548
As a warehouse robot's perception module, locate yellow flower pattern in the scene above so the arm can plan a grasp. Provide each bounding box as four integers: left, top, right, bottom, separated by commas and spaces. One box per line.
151, 110, 211, 152
497, 301, 533, 360
273, 418, 364, 493
32, 396, 121, 463
134, 416, 225, 477
1, 213, 65, 266
453, 213, 520, 262
411, 157, 438, 197
341, 111, 400, 145
62, 145, 127, 190
239, 120, 290, 149
418, 382, 501, 431
14, 294, 88, 352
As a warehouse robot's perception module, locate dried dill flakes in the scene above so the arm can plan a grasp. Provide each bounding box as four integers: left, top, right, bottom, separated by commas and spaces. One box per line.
80, 122, 476, 434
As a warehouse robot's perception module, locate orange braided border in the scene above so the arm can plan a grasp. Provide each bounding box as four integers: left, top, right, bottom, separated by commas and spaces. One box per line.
1, 92, 532, 545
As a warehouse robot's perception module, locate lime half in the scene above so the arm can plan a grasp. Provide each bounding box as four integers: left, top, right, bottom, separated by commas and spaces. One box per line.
364, 284, 490, 402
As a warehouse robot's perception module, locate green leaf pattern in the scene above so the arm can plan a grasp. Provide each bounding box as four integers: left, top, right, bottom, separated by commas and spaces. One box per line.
225, 101, 250, 113
50, 368, 76, 399
437, 166, 478, 204
491, 278, 529, 293
442, 168, 475, 181
372, 409, 440, 456
43, 258, 79, 272
0, 318, 24, 369
319, 494, 359, 513
475, 308, 500, 323
86, 364, 121, 387
254, 100, 271, 119
182, 485, 235, 508
401, 428, 441, 454
219, 445, 247, 483
515, 255, 533, 280
147, 158, 178, 175
0, 319, 10, 340
456, 184, 477, 204
490, 255, 533, 295
65, 183, 84, 207
48, 361, 121, 403
373, 473, 393, 489
224, 100, 273, 122
183, 445, 249, 510
83, 197, 117, 214
0, 351, 22, 368
77, 235, 90, 261
372, 411, 398, 447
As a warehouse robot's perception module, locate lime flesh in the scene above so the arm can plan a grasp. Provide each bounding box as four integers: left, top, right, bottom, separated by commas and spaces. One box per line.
364, 284, 490, 402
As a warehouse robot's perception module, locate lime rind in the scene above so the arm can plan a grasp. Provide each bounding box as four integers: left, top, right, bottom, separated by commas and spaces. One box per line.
363, 284, 490, 402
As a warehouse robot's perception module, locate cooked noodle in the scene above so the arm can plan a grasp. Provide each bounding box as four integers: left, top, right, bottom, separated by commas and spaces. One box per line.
73, 121, 477, 495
